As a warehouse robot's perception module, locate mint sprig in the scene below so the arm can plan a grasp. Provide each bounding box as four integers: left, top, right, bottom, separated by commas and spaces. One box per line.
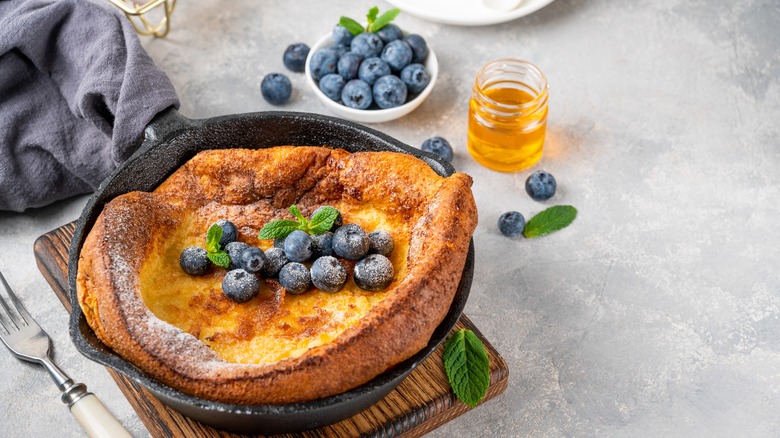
443, 329, 490, 408
523, 205, 577, 238
339, 6, 401, 35
258, 205, 339, 240
205, 224, 231, 268
369, 8, 400, 32
339, 17, 364, 36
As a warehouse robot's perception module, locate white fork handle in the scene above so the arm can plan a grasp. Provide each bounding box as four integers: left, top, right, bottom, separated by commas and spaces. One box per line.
70, 393, 132, 438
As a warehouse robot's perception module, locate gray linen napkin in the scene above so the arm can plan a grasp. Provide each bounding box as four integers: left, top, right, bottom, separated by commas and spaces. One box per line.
0, 0, 180, 212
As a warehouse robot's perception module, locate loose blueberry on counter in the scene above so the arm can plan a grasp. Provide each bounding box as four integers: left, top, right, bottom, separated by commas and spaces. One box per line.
332, 223, 370, 260
279, 262, 311, 294
380, 40, 412, 72
310, 49, 339, 81
332, 25, 353, 45
337, 52, 363, 81
311, 232, 335, 258
283, 43, 310, 73
239, 247, 267, 273
368, 230, 394, 256
261, 73, 292, 105
179, 246, 211, 276
403, 34, 428, 64
400, 63, 430, 94
310, 256, 348, 293
214, 219, 238, 247
376, 23, 402, 43
497, 211, 526, 238
262, 247, 288, 277
357, 57, 391, 86
353, 254, 394, 291
373, 75, 407, 109
313, 206, 343, 231
222, 269, 260, 303
350, 32, 384, 58
225, 241, 249, 269
284, 229, 313, 262
319, 74, 346, 102
525, 170, 557, 201
341, 80, 373, 110
421, 136, 453, 162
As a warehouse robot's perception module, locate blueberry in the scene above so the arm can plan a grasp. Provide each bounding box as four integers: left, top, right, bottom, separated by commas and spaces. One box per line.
341, 79, 373, 110
400, 63, 430, 94
179, 246, 211, 276
353, 254, 394, 291
319, 73, 346, 102
310, 49, 338, 81
222, 269, 260, 303
376, 23, 402, 43
337, 52, 363, 81
525, 170, 557, 201
332, 224, 370, 260
313, 206, 342, 231
260, 73, 292, 105
368, 230, 394, 256
311, 232, 335, 258
214, 219, 238, 247
279, 262, 311, 294
357, 57, 391, 86
238, 247, 266, 273
262, 247, 288, 277
283, 43, 310, 73
225, 241, 249, 268
350, 32, 384, 58
334, 44, 350, 58
332, 25, 353, 46
284, 229, 313, 262
310, 256, 348, 293
403, 34, 428, 64
273, 237, 285, 249
421, 136, 453, 162
380, 40, 412, 72
373, 75, 407, 109
498, 211, 526, 238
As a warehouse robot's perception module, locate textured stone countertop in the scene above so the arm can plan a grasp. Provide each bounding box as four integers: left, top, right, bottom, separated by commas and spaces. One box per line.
2, 0, 779, 436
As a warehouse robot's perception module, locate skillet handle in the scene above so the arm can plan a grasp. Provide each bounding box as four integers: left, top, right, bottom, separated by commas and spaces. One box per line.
140, 107, 196, 153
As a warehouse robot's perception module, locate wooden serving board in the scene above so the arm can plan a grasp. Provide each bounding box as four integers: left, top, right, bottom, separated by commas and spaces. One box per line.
34, 222, 508, 437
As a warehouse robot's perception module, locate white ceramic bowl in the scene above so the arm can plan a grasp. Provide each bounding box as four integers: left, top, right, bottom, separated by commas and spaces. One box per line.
305, 32, 438, 124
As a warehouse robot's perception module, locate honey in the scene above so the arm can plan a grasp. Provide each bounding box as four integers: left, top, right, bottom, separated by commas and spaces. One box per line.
467, 59, 549, 172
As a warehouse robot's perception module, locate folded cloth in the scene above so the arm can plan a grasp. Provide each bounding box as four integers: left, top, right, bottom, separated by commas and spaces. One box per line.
0, 0, 179, 212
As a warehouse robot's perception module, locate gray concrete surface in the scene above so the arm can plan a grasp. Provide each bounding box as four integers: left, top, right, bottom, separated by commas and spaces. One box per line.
2, 0, 779, 436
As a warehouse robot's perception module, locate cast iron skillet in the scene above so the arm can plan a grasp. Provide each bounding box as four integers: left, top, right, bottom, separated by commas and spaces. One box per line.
66, 108, 475, 434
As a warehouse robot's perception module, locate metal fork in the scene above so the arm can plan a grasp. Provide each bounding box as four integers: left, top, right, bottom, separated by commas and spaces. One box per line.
0, 271, 131, 438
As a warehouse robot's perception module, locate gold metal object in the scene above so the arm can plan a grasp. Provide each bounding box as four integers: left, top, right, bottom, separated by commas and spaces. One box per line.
108, 0, 177, 38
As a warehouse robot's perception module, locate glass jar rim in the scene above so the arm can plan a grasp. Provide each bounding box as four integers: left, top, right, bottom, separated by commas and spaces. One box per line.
474, 58, 549, 111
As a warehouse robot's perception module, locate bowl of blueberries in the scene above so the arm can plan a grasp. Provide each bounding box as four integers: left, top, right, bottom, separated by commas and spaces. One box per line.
305, 18, 437, 123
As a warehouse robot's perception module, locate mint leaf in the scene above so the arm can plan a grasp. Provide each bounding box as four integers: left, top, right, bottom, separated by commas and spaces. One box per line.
369, 8, 400, 32
443, 329, 490, 408
289, 204, 307, 225
308, 206, 339, 234
206, 224, 222, 252
366, 6, 379, 28
523, 205, 577, 238
339, 17, 364, 36
207, 251, 230, 269
258, 219, 301, 240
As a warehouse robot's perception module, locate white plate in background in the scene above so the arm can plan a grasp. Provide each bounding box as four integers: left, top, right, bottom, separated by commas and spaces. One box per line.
386, 0, 555, 26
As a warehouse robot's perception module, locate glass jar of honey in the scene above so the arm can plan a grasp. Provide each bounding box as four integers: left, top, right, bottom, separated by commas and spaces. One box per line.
467, 59, 549, 172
